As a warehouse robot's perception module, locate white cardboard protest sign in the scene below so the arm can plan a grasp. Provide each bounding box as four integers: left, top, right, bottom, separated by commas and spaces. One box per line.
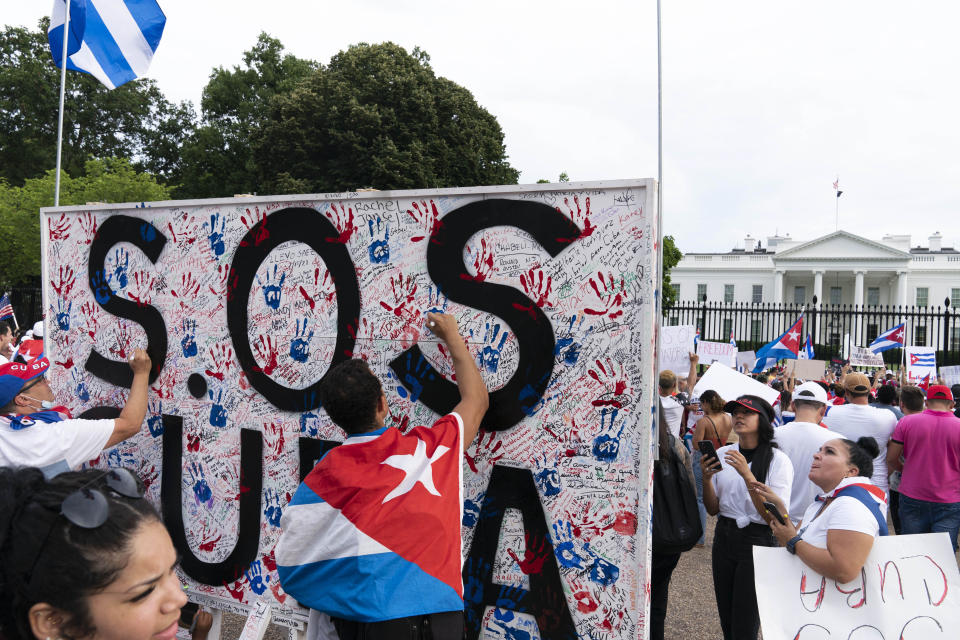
906, 346, 937, 383
784, 359, 826, 380
849, 346, 885, 367
736, 350, 756, 371
754, 533, 960, 640
660, 324, 696, 373
940, 365, 960, 387
697, 340, 737, 368
693, 362, 780, 406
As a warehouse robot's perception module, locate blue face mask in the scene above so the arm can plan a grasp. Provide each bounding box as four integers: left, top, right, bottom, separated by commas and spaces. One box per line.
22, 394, 55, 410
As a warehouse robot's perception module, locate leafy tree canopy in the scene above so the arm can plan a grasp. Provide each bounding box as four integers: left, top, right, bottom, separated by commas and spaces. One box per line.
253, 42, 520, 193
662, 234, 683, 309
0, 158, 170, 288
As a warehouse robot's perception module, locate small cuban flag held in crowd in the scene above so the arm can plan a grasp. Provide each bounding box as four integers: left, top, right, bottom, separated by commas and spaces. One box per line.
48, 0, 166, 90
729, 331, 736, 350
752, 314, 803, 373
869, 323, 905, 354
798, 334, 814, 360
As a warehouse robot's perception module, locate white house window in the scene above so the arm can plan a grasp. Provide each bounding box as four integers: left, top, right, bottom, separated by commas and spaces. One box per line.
752, 284, 763, 303
724, 284, 735, 303
867, 287, 880, 307
952, 288, 960, 308
952, 326, 960, 351
830, 287, 842, 306
794, 286, 805, 304
697, 283, 707, 301
916, 287, 929, 307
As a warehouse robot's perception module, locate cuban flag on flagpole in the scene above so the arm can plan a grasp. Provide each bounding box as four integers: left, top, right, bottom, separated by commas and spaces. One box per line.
48, 0, 166, 90
729, 331, 736, 350
869, 323, 905, 354
694, 328, 700, 348
752, 314, 803, 374
797, 334, 814, 360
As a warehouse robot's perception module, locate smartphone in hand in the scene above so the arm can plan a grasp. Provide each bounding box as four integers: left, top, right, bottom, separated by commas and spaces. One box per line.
763, 501, 786, 526
698, 440, 719, 466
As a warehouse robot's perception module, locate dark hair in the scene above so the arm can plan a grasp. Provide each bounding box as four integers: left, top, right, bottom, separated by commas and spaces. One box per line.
875, 384, 898, 406
733, 395, 778, 484
699, 389, 724, 414
318, 359, 382, 434
0, 321, 10, 337
900, 385, 925, 413
840, 437, 879, 479
0, 467, 160, 639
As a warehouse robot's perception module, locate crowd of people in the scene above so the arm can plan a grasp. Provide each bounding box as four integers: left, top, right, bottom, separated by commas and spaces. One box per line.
651, 352, 960, 640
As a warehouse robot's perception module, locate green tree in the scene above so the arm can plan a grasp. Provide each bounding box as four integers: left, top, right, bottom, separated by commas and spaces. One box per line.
661, 235, 683, 309
0, 158, 170, 288
253, 42, 520, 193
0, 20, 194, 186
174, 33, 318, 198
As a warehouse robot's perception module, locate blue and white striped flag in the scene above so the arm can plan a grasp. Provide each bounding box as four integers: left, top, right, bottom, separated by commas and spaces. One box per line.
0, 294, 14, 322
48, 0, 166, 90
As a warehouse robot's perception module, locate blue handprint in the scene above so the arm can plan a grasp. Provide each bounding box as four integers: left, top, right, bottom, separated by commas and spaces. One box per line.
424, 284, 449, 315
289, 318, 314, 363
592, 407, 626, 462
552, 521, 586, 569
396, 352, 438, 402
190, 462, 213, 507
208, 388, 228, 428
206, 213, 226, 258
89, 270, 113, 305
462, 558, 490, 625
264, 488, 283, 527
495, 584, 527, 612
55, 299, 72, 331
107, 448, 136, 469
245, 560, 268, 595
147, 400, 164, 438
554, 314, 593, 367
585, 543, 620, 586
71, 369, 89, 402
112, 248, 130, 289
180, 319, 197, 358
462, 492, 485, 527
139, 222, 156, 243
491, 620, 530, 640
535, 467, 562, 497
257, 264, 286, 310
367, 217, 390, 264
477, 323, 509, 373
518, 369, 558, 418
300, 410, 320, 437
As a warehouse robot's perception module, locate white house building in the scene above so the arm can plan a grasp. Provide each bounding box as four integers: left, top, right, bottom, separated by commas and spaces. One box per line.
672, 230, 960, 310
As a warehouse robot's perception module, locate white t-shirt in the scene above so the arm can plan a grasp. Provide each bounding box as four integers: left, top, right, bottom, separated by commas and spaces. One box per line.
774, 421, 845, 524
0, 416, 114, 477
711, 444, 794, 528
822, 403, 898, 493
660, 395, 684, 439
797, 478, 883, 549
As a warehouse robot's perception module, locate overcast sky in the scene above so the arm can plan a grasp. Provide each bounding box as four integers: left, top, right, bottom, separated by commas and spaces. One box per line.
7, 1, 960, 253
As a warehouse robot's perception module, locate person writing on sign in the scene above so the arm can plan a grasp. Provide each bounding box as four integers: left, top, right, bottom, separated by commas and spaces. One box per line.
752, 437, 886, 583
701, 395, 793, 640
0, 466, 188, 640
0, 351, 152, 478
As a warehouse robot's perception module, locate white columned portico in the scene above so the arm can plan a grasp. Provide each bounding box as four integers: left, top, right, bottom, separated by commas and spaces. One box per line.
813, 270, 823, 307
774, 270, 785, 303
896, 271, 908, 307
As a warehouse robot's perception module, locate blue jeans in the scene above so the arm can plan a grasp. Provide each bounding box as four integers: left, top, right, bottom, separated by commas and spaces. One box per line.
898, 494, 960, 551
691, 451, 708, 545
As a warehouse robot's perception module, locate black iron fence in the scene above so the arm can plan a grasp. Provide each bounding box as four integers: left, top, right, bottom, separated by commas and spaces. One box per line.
5, 286, 44, 331
664, 299, 960, 367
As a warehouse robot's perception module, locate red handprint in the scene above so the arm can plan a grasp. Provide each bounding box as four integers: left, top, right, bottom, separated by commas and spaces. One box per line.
406, 199, 442, 242
240, 206, 270, 246
325, 203, 357, 244
48, 213, 71, 240
299, 268, 336, 311
167, 212, 198, 246
79, 301, 100, 339
206, 344, 234, 381
126, 272, 155, 307
253, 336, 278, 375
108, 322, 133, 359
520, 268, 553, 308
584, 272, 626, 319
506, 531, 550, 575
587, 358, 630, 408
150, 371, 176, 399
556, 195, 596, 239
264, 421, 285, 459
379, 273, 418, 317
210, 263, 231, 296
186, 432, 201, 453
224, 578, 246, 602
464, 430, 505, 473
79, 212, 98, 244
51, 266, 76, 298
461, 238, 494, 282
171, 273, 201, 303
345, 317, 375, 359
54, 356, 75, 369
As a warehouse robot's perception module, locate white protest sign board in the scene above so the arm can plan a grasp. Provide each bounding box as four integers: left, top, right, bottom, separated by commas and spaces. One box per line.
736, 350, 756, 372
755, 533, 960, 640
660, 324, 696, 374
940, 365, 960, 387
693, 362, 781, 406
784, 359, 826, 380
697, 340, 737, 368
849, 346, 885, 367
906, 346, 937, 383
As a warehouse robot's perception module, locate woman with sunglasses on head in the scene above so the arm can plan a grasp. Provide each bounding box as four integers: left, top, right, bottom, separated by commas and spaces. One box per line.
0, 466, 187, 640
700, 395, 793, 640
751, 437, 885, 584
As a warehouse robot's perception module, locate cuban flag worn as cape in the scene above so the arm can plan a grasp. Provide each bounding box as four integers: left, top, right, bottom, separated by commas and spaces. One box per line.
276, 414, 464, 622
752, 315, 803, 373
869, 323, 905, 354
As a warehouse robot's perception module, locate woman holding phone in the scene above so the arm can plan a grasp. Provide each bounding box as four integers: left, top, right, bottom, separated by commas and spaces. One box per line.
751, 437, 886, 584
701, 395, 793, 640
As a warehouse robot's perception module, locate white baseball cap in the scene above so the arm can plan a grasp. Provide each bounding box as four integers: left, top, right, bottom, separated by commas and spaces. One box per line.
31, 321, 44, 338
794, 381, 828, 404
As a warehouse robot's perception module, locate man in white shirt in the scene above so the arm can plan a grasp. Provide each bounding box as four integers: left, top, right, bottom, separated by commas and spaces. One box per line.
822, 372, 898, 495
659, 352, 698, 439
0, 351, 152, 477
773, 381, 844, 524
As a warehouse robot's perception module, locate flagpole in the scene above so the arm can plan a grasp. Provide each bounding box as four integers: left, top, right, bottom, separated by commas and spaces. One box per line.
54, 0, 72, 207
